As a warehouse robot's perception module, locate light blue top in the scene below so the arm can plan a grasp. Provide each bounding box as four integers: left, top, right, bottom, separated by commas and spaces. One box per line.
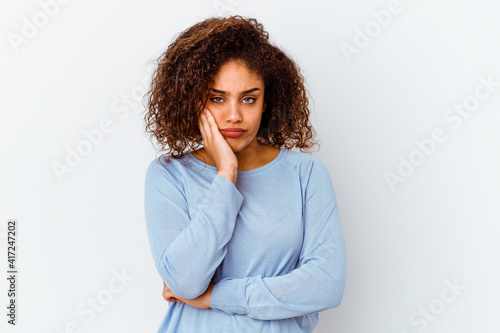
144, 148, 346, 333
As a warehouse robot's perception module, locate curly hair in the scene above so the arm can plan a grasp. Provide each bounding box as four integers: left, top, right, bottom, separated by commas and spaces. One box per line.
143, 15, 319, 161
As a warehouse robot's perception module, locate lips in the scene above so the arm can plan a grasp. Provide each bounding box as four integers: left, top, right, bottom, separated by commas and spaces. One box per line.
220, 128, 246, 138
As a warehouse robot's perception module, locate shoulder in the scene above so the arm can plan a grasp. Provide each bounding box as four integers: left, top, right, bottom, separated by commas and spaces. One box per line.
282, 149, 330, 177
145, 154, 192, 187
282, 149, 335, 194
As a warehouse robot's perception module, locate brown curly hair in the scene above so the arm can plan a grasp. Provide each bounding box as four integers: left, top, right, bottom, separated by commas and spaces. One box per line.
143, 15, 319, 161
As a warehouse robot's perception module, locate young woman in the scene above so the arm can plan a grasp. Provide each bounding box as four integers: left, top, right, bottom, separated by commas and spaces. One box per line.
144, 15, 346, 333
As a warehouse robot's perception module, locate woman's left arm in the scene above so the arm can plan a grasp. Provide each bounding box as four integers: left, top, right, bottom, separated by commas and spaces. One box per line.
209, 157, 347, 321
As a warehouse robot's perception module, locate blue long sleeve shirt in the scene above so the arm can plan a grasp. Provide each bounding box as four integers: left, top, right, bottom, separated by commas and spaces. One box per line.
144, 148, 347, 333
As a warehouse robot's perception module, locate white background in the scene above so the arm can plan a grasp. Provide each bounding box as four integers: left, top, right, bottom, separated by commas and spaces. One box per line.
1, 0, 499, 332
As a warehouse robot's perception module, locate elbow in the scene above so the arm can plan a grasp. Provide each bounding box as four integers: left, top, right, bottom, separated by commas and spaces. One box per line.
322, 282, 345, 310
329, 288, 345, 308
323, 270, 346, 309
171, 282, 206, 300
326, 253, 347, 308
160, 270, 208, 299
160, 268, 208, 299
157, 258, 208, 299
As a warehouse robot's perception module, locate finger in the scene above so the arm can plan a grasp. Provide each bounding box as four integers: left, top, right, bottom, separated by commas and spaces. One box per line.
199, 110, 211, 140
163, 290, 174, 301
204, 109, 218, 133
198, 114, 207, 141
204, 111, 222, 143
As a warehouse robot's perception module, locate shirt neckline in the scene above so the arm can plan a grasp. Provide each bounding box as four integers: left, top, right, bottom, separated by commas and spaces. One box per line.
187, 148, 286, 176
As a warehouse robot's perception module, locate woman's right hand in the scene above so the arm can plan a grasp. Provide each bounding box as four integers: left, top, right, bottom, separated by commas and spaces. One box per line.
198, 108, 238, 184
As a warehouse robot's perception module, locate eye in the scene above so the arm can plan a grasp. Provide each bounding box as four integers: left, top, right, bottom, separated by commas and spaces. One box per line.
210, 97, 224, 103
242, 97, 256, 104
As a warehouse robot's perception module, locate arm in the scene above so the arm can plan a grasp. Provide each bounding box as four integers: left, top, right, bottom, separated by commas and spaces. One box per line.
209, 157, 347, 320
144, 159, 244, 299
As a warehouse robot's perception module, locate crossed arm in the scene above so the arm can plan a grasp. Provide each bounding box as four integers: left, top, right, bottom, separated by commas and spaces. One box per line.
146, 157, 346, 321
162, 280, 214, 309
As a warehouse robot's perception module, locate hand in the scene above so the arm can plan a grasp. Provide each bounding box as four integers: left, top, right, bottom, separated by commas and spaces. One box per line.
198, 108, 238, 182
162, 281, 215, 309
162, 281, 184, 304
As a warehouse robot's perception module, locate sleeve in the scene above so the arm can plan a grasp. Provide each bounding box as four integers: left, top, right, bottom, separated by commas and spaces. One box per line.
144, 159, 244, 299
209, 157, 347, 320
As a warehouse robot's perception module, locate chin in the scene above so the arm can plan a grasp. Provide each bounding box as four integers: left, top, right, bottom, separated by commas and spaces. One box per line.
228, 143, 246, 153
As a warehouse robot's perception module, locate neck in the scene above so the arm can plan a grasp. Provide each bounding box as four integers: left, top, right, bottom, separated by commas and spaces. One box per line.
194, 143, 275, 171
234, 144, 266, 169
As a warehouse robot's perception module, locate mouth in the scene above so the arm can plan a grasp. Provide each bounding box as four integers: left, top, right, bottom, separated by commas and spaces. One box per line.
220, 128, 246, 138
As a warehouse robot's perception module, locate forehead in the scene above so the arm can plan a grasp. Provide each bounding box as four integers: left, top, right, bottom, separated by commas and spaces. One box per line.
212, 60, 264, 88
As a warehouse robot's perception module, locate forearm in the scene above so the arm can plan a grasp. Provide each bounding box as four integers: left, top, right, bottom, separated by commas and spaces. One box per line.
145, 167, 244, 299
210, 239, 346, 320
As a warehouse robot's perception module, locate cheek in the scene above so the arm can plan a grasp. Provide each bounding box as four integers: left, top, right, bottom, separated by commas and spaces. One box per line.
251, 113, 264, 129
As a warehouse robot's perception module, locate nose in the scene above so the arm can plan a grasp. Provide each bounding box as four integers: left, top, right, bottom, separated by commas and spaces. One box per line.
226, 100, 242, 123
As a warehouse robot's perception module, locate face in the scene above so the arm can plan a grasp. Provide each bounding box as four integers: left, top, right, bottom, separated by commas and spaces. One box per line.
204, 60, 266, 154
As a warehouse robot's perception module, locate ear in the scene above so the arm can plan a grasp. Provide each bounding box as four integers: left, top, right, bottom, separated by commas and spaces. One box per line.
262, 103, 267, 113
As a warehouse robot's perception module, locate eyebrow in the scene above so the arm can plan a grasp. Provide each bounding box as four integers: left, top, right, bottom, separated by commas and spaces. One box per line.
209, 87, 261, 95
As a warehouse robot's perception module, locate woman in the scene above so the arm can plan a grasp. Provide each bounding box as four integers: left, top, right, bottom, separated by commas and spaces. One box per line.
144, 15, 346, 333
